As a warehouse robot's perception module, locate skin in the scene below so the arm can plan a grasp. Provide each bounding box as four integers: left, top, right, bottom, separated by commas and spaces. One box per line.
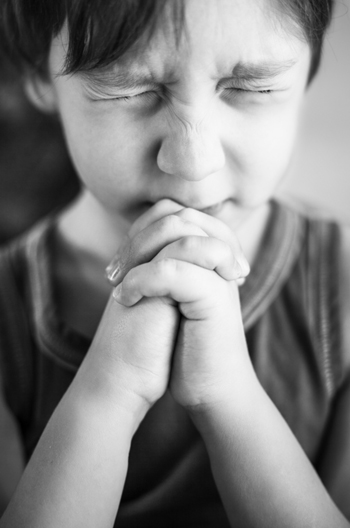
48, 0, 310, 262
41, 0, 310, 337
1, 0, 350, 527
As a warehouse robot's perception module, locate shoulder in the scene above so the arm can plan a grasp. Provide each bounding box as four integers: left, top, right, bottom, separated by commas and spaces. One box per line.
0, 216, 52, 373
298, 199, 350, 374
278, 197, 350, 376
338, 224, 350, 372
0, 214, 54, 281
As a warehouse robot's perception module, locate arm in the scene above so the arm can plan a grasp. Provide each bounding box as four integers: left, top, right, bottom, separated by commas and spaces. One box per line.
1, 368, 141, 528
190, 375, 349, 528
114, 204, 350, 527
0, 295, 175, 528
186, 223, 350, 527
0, 199, 212, 528
0, 382, 24, 516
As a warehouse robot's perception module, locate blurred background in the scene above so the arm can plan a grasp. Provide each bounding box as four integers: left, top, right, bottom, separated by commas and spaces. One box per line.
0, 52, 80, 245
278, 0, 350, 219
0, 0, 349, 245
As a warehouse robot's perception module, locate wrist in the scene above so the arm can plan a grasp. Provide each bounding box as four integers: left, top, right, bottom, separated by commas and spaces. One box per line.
188, 368, 262, 432
72, 353, 152, 435
79, 296, 174, 417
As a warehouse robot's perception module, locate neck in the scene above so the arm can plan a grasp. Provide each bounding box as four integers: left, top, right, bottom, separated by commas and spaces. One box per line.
235, 203, 271, 268
57, 188, 130, 265
53, 191, 272, 339
57, 188, 272, 274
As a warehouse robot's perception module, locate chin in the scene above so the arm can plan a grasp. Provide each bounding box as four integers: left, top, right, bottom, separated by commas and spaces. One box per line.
215, 199, 270, 229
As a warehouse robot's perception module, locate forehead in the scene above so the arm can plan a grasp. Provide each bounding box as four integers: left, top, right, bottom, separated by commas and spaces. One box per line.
51, 0, 309, 81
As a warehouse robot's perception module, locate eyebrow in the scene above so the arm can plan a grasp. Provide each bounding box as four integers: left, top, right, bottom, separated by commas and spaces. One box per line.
229, 59, 297, 82
81, 69, 159, 93
81, 58, 298, 92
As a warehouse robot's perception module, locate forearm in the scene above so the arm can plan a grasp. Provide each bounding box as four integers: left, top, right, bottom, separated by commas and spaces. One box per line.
191, 378, 349, 528
0, 375, 145, 528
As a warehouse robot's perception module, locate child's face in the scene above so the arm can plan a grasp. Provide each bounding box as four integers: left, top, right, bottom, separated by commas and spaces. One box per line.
45, 0, 310, 230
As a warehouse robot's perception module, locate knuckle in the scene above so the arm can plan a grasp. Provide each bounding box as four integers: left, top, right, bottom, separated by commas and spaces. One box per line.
176, 207, 197, 223
160, 214, 184, 233
178, 235, 198, 252
152, 198, 173, 214
129, 214, 144, 235
158, 198, 179, 209
122, 267, 138, 292
155, 257, 178, 278
207, 239, 233, 272
206, 238, 223, 267
176, 209, 208, 236
153, 199, 184, 219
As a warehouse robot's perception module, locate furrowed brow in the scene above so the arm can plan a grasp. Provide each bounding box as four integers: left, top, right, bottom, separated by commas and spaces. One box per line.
229, 59, 297, 82
80, 58, 297, 93
80, 69, 158, 91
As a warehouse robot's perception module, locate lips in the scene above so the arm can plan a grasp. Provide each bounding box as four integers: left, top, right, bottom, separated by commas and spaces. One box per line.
200, 200, 228, 215
149, 197, 230, 213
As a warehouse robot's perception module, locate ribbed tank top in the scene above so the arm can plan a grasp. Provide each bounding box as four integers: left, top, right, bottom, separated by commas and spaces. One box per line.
0, 199, 344, 527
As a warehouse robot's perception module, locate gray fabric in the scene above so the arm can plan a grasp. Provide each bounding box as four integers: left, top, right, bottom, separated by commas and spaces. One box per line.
0, 199, 343, 527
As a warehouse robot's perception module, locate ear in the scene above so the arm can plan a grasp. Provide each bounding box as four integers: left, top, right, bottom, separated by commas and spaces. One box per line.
24, 75, 58, 114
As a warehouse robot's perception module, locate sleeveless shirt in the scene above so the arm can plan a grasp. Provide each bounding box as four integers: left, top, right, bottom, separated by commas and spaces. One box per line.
0, 199, 344, 527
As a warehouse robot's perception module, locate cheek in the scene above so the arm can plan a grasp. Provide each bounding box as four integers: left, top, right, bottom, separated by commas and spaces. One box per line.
59, 104, 153, 199
223, 102, 299, 207
238, 104, 300, 198
63, 109, 135, 171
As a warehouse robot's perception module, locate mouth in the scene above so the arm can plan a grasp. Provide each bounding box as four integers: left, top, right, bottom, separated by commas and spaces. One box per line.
147, 197, 231, 215
199, 200, 229, 215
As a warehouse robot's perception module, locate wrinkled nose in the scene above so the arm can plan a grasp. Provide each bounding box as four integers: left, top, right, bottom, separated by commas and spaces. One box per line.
157, 113, 225, 181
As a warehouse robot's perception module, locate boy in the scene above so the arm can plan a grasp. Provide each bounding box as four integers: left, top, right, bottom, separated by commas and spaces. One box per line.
0, 0, 350, 526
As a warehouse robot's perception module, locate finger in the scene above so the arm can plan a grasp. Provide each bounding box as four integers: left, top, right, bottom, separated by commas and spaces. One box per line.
153, 235, 243, 281
106, 199, 185, 281
106, 214, 208, 286
113, 259, 225, 308
130, 200, 247, 275
128, 199, 184, 238
236, 277, 246, 287
106, 200, 250, 285
175, 208, 249, 275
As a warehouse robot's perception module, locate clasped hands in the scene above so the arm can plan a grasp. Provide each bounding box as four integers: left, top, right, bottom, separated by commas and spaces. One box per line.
99, 199, 254, 416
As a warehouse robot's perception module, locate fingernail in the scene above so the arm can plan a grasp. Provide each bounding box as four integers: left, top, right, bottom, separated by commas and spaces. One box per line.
113, 283, 122, 302
105, 252, 122, 284
105, 265, 121, 285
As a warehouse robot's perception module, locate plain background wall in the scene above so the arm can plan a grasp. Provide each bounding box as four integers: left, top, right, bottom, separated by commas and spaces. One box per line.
278, 0, 350, 221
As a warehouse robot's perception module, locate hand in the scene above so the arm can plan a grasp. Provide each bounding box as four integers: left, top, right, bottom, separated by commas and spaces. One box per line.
78, 202, 198, 416
110, 199, 255, 412
80, 294, 178, 413
81, 199, 229, 416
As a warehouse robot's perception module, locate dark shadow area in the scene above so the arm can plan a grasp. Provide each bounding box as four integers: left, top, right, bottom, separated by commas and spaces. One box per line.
0, 49, 80, 245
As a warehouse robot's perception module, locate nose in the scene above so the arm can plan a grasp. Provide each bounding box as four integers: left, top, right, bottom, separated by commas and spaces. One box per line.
157, 109, 226, 181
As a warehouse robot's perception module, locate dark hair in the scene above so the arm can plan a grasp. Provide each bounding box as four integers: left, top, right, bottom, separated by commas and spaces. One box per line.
0, 0, 334, 83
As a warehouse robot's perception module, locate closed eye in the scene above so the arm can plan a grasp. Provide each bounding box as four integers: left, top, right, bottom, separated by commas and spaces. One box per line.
220, 86, 276, 105
114, 88, 273, 106
85, 89, 160, 104
102, 91, 160, 104
227, 87, 272, 95
112, 91, 156, 102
